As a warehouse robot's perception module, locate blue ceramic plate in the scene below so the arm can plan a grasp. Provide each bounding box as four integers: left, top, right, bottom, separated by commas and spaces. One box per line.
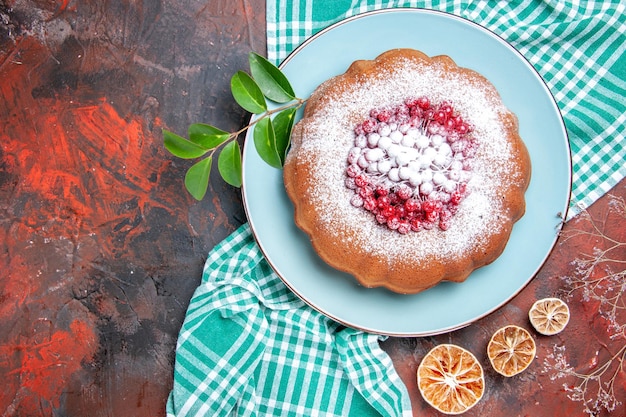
242, 9, 571, 336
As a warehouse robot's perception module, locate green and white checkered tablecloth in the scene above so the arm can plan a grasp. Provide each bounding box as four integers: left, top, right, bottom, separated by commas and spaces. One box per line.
167, 224, 412, 416
168, 1, 625, 416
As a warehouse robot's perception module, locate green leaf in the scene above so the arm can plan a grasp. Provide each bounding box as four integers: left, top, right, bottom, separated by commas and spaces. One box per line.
184, 157, 212, 200
272, 108, 296, 164
230, 71, 267, 114
218, 140, 243, 188
253, 117, 282, 169
188, 123, 230, 149
249, 52, 296, 103
163, 130, 209, 159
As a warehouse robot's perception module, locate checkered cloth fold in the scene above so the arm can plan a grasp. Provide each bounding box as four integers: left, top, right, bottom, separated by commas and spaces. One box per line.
168, 1, 625, 415
167, 224, 412, 416
267, 0, 626, 217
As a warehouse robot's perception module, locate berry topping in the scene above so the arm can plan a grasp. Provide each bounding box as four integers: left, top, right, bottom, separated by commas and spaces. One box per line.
346, 97, 477, 233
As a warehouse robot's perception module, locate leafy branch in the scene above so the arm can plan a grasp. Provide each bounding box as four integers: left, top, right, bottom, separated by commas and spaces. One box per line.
163, 52, 306, 200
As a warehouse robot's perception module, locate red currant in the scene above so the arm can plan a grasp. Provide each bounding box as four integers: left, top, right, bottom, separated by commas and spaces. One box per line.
410, 217, 422, 232
398, 221, 411, 234
361, 118, 377, 133
359, 185, 373, 198
450, 191, 463, 205
426, 210, 439, 222
363, 196, 377, 211
375, 186, 389, 197
440, 103, 454, 118
396, 185, 412, 200
417, 96, 430, 110
387, 217, 400, 230
382, 205, 395, 219
405, 97, 420, 107
404, 198, 421, 213
388, 192, 400, 205
434, 110, 447, 124
377, 109, 392, 123
354, 174, 368, 188
422, 200, 436, 213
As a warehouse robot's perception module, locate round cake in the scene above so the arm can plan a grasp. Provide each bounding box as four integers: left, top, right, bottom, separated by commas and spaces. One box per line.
283, 48, 531, 294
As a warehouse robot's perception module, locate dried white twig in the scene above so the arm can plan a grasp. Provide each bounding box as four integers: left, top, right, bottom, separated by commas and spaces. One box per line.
542, 195, 626, 415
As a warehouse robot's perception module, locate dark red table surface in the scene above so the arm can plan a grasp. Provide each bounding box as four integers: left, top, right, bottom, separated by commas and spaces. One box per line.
1, 2, 624, 416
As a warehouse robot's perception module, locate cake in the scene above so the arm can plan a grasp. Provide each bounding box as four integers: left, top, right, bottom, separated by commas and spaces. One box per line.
283, 48, 531, 294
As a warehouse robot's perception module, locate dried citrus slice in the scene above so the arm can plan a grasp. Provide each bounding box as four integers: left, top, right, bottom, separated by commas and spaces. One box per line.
417, 344, 484, 415
528, 297, 570, 335
487, 325, 536, 377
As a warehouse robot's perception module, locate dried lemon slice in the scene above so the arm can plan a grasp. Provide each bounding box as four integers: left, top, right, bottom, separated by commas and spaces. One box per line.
417, 344, 484, 415
528, 297, 570, 335
487, 325, 536, 377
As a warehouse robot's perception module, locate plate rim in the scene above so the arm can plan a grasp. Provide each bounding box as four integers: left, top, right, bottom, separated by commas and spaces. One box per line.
242, 7, 573, 336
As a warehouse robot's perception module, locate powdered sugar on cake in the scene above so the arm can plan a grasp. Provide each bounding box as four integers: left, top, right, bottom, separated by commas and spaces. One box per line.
291, 57, 521, 262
